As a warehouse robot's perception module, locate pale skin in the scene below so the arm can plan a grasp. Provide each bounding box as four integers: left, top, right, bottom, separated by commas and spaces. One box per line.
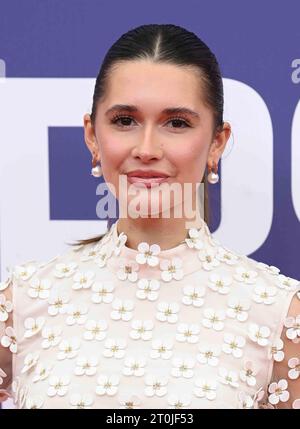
84, 60, 231, 250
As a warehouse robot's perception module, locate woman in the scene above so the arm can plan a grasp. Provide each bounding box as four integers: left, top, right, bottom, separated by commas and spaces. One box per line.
1, 23, 299, 409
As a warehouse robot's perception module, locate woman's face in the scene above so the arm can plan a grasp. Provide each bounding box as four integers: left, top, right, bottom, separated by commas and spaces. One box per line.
84, 60, 230, 218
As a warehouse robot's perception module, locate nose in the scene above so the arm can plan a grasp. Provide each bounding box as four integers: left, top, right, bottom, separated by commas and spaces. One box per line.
131, 125, 163, 162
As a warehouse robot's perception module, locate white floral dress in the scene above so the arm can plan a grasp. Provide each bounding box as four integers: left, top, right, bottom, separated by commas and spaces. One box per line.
1, 218, 300, 409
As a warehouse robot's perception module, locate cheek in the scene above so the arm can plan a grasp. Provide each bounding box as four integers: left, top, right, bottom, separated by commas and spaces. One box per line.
169, 138, 208, 179
98, 136, 127, 182
101, 137, 126, 165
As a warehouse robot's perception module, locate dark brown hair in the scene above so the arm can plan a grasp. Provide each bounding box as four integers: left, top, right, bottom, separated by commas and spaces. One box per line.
70, 23, 224, 246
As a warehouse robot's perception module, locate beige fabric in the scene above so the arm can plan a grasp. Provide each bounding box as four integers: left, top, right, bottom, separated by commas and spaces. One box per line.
0, 218, 299, 409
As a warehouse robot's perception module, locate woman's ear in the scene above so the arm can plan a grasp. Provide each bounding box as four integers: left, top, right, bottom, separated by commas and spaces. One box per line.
83, 113, 101, 162
207, 121, 231, 166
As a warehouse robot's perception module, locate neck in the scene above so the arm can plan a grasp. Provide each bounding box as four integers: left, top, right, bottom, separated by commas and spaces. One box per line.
116, 215, 204, 251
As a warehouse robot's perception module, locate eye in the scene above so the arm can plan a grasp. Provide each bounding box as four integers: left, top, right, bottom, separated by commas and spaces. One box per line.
110, 115, 136, 128
110, 114, 191, 129
166, 117, 191, 129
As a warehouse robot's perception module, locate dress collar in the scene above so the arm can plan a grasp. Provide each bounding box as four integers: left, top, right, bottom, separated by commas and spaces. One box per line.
111, 217, 214, 255
95, 218, 220, 278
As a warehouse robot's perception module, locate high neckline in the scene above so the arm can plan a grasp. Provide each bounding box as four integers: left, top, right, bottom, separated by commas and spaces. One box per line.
95, 217, 221, 278
108, 217, 218, 258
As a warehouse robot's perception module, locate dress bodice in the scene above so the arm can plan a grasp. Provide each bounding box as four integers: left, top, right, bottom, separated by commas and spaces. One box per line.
0, 218, 299, 409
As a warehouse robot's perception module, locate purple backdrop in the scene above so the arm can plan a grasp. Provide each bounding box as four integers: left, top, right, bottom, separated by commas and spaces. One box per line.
0, 0, 299, 278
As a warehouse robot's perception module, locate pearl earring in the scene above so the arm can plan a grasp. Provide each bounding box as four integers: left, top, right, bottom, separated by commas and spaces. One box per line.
207, 163, 219, 184
91, 163, 102, 177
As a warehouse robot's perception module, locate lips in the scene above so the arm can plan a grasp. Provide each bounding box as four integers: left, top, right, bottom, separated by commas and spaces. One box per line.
127, 176, 169, 188
127, 170, 169, 178
126, 170, 170, 188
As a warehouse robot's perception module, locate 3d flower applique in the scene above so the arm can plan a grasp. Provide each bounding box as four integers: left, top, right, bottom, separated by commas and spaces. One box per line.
182, 284, 206, 307
207, 273, 232, 295
136, 242, 161, 267
57, 337, 81, 360
156, 302, 180, 324
275, 274, 300, 292
237, 391, 255, 409
222, 333, 246, 358
287, 357, 300, 380
69, 393, 94, 409
83, 319, 108, 341
110, 298, 134, 321
207, 235, 222, 249
118, 393, 142, 409
292, 399, 300, 409
175, 323, 200, 344
74, 355, 98, 376
66, 303, 88, 326
21, 351, 40, 374
144, 374, 169, 397
80, 244, 100, 262
47, 375, 70, 397
239, 360, 259, 386
48, 291, 70, 316
226, 296, 250, 322
150, 338, 173, 359
252, 284, 277, 305
160, 257, 184, 282
233, 266, 258, 284
267, 379, 290, 405
91, 281, 115, 304
117, 259, 139, 282
0, 276, 11, 292
196, 344, 221, 367
284, 315, 300, 343
114, 232, 128, 256
0, 293, 13, 322
1, 326, 17, 353
102, 338, 127, 358
94, 244, 113, 268
198, 248, 220, 271
54, 261, 78, 278
267, 338, 285, 362
41, 325, 62, 349
215, 247, 240, 265
129, 319, 154, 340
252, 387, 265, 409
122, 355, 147, 376
24, 317, 45, 338
11, 376, 29, 408
193, 378, 218, 400
167, 393, 192, 409
32, 362, 53, 383
255, 262, 281, 276
136, 278, 160, 301
248, 323, 271, 346
185, 228, 205, 250
25, 395, 44, 409
13, 264, 37, 282
202, 308, 226, 331
218, 367, 239, 388
72, 270, 95, 290
96, 374, 120, 396
171, 357, 195, 378
27, 277, 52, 299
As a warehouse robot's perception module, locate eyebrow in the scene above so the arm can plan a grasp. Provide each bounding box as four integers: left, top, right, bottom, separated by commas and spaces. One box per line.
105, 104, 200, 119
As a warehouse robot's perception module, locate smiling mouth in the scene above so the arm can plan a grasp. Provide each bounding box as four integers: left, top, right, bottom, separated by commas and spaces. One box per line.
126, 175, 169, 188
